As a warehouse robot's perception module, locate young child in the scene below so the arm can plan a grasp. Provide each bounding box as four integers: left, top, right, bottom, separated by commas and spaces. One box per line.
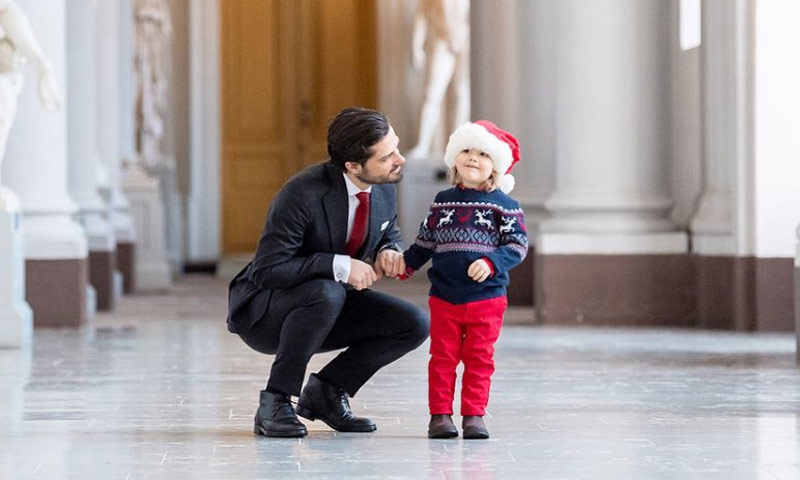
401, 120, 528, 439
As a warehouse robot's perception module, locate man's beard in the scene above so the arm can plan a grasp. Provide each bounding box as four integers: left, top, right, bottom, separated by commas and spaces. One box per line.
356, 165, 403, 185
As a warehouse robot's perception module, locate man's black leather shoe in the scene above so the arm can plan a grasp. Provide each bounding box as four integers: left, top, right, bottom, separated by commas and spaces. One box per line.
295, 374, 377, 432
254, 390, 307, 438
428, 414, 459, 439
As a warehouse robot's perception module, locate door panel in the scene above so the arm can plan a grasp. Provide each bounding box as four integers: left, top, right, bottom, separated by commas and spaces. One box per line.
221, 0, 376, 255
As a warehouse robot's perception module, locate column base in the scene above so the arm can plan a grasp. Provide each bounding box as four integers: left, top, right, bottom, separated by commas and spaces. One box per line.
507, 245, 535, 306
134, 261, 172, 292
122, 164, 172, 292
754, 258, 794, 331
795, 265, 800, 364
696, 256, 794, 332
536, 253, 696, 326
1, 189, 33, 348
535, 232, 692, 326
89, 250, 117, 311
116, 242, 136, 294
695, 256, 753, 330
26, 258, 89, 328
0, 303, 33, 348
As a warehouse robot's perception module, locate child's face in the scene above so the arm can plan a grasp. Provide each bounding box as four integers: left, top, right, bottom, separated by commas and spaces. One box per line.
455, 148, 494, 189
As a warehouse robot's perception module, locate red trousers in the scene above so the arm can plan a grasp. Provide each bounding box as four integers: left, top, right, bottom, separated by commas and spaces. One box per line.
428, 295, 507, 416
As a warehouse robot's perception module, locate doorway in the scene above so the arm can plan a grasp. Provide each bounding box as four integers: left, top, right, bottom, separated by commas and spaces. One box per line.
220, 0, 377, 255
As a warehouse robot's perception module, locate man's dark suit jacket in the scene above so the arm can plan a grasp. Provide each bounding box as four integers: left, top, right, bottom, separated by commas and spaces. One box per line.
227, 161, 404, 334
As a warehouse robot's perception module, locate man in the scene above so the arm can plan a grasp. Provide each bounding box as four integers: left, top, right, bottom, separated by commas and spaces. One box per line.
227, 107, 429, 438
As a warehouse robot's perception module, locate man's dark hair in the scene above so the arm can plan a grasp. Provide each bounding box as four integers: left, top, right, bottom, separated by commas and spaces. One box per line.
327, 107, 390, 172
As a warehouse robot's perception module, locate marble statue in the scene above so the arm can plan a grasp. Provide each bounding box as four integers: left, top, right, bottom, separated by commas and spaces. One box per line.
406, 0, 470, 160
134, 0, 171, 167
0, 0, 61, 190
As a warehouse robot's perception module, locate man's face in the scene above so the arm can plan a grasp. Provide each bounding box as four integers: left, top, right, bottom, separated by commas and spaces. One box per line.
346, 127, 405, 185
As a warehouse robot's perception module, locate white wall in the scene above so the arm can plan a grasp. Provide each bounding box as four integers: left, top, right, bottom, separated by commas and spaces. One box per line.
753, 0, 800, 258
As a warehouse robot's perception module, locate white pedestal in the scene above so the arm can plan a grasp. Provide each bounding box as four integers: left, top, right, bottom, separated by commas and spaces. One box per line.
121, 165, 171, 291
147, 161, 183, 276
397, 161, 450, 247
0, 189, 33, 348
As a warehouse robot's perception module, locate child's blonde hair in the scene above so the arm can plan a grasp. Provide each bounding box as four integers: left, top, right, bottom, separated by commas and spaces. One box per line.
448, 165, 501, 192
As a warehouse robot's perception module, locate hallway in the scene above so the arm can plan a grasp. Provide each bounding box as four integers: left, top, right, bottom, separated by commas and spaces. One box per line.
1, 276, 799, 479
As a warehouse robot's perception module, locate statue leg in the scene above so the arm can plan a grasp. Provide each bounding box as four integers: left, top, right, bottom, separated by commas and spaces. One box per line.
407, 42, 456, 159
451, 49, 470, 130
0, 78, 19, 186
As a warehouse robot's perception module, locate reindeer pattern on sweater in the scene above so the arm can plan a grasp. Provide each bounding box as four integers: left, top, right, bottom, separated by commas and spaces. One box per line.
403, 186, 529, 305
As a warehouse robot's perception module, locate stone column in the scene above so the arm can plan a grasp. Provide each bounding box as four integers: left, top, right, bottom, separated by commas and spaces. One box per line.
690, 0, 742, 254
471, 0, 534, 307
534, 0, 690, 326
4, 0, 91, 327
517, 0, 556, 224
544, 0, 675, 234
691, 0, 752, 330
96, 0, 137, 294
67, 0, 118, 311
186, 0, 220, 265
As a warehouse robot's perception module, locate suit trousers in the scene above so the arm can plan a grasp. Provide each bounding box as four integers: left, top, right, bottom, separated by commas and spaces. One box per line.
428, 295, 507, 416
237, 279, 429, 397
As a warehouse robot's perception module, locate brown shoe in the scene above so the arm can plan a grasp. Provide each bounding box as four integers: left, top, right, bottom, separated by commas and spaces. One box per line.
462, 415, 489, 439
428, 414, 459, 438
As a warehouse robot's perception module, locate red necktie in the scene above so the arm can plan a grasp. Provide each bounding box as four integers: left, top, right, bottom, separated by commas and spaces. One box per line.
344, 192, 370, 257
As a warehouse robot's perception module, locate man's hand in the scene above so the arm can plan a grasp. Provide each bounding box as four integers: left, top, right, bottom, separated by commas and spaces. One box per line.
375, 249, 406, 279
467, 259, 492, 283
348, 259, 378, 290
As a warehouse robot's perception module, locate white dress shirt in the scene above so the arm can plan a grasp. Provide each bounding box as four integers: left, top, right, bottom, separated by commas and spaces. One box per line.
332, 173, 372, 283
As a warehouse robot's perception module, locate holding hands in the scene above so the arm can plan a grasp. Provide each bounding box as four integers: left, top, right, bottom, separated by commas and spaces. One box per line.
375, 249, 406, 279
468, 259, 492, 283
348, 249, 407, 290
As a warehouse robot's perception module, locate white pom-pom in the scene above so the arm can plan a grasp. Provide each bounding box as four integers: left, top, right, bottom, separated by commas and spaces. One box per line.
499, 174, 515, 194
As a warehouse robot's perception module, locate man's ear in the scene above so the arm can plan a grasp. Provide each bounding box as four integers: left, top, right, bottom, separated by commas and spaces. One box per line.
344, 161, 361, 174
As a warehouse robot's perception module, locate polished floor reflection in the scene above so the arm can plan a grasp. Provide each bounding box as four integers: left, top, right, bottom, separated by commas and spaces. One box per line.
1, 275, 799, 479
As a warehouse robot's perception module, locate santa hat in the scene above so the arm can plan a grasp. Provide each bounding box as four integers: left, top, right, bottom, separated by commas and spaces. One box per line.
444, 120, 520, 193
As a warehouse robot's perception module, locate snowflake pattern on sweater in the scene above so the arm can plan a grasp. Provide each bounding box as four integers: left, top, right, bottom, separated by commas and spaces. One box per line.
403, 186, 529, 305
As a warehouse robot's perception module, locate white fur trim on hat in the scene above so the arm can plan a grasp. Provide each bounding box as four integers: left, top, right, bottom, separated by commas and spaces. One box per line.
444, 122, 515, 193
444, 122, 513, 174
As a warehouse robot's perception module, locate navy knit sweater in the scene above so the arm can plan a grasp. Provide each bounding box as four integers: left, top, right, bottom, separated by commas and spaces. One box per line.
403, 186, 529, 304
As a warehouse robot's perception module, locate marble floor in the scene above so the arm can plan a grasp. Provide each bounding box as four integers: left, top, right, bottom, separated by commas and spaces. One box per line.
1, 275, 799, 480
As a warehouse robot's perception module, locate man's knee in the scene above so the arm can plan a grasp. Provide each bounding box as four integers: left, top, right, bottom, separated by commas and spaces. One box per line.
297, 279, 346, 312
402, 305, 430, 347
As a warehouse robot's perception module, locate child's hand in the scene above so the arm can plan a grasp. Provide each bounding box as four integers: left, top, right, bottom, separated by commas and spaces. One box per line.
468, 259, 492, 283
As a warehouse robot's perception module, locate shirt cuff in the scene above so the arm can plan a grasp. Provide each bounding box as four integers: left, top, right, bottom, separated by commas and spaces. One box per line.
378, 243, 401, 253
333, 254, 351, 283
398, 266, 416, 281
480, 257, 496, 277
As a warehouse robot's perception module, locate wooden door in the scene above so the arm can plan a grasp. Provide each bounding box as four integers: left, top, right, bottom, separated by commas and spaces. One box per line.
221, 0, 376, 255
